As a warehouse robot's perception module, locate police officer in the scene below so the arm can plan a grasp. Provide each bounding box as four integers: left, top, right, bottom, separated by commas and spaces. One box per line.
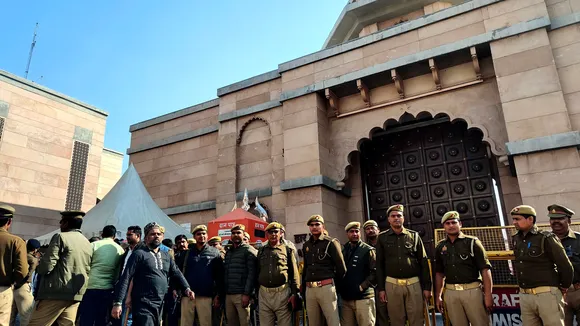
302, 215, 346, 326
29, 210, 93, 326
208, 236, 226, 326
224, 224, 257, 326
376, 204, 432, 326
256, 222, 300, 326
548, 204, 580, 326
363, 220, 388, 325
209, 236, 226, 258
339, 222, 376, 326
511, 204, 573, 326
434, 211, 492, 326
0, 204, 28, 326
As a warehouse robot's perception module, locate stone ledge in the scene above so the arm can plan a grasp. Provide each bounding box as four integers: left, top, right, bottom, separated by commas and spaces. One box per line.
282, 0, 502, 72
0, 69, 108, 118
235, 187, 273, 201
129, 98, 219, 132
550, 12, 580, 31
217, 69, 280, 97
218, 100, 282, 122
163, 200, 217, 216
280, 16, 551, 102
506, 131, 580, 156
126, 124, 219, 154
103, 148, 124, 157
280, 175, 351, 197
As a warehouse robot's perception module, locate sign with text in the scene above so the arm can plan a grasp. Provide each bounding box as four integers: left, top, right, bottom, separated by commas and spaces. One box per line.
218, 229, 231, 237
491, 287, 521, 326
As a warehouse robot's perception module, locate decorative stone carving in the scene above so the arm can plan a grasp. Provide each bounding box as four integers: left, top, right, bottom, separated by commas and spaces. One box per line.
391, 69, 405, 99
325, 88, 339, 117
429, 58, 441, 90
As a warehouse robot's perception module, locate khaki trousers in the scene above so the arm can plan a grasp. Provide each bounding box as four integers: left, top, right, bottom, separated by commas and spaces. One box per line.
305, 285, 340, 326
0, 286, 13, 326
443, 287, 490, 326
258, 286, 291, 326
385, 281, 424, 326
11, 284, 35, 326
520, 287, 565, 326
340, 298, 375, 326
225, 294, 250, 326
565, 287, 580, 326
181, 296, 212, 326
28, 300, 79, 326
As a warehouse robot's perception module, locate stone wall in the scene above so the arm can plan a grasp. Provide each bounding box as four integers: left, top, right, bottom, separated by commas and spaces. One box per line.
131, 132, 218, 209
97, 149, 123, 199
0, 70, 107, 238
128, 0, 580, 241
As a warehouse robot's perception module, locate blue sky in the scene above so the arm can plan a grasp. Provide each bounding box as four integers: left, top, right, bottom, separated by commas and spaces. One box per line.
1, 1, 343, 165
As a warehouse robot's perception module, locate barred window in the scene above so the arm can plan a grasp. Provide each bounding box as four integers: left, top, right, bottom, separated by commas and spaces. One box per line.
65, 141, 90, 210
0, 118, 5, 141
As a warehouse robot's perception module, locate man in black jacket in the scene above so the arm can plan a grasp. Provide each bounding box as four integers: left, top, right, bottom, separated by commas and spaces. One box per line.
339, 222, 377, 326
224, 224, 257, 326
112, 222, 193, 325
178, 224, 224, 326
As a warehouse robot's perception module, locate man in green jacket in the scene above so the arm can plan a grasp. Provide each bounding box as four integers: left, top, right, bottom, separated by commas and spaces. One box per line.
28, 211, 93, 326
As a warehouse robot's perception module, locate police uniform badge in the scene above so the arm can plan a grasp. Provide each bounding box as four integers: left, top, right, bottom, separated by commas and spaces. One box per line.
442, 245, 447, 252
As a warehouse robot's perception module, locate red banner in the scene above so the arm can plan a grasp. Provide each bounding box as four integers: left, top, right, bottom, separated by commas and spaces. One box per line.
491, 287, 522, 326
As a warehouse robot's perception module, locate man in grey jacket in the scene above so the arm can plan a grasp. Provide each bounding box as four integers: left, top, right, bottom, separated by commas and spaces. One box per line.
28, 211, 93, 326
224, 224, 257, 326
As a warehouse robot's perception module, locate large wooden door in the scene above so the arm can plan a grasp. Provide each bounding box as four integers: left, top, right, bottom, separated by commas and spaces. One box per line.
361, 120, 500, 256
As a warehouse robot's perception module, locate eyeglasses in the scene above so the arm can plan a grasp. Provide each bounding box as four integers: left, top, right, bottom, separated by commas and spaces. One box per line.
267, 230, 280, 234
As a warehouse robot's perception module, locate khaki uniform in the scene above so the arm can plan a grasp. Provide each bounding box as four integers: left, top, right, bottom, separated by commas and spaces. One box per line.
339, 241, 376, 326
256, 242, 299, 326
557, 229, 580, 326
0, 229, 28, 326
376, 228, 431, 326
29, 230, 92, 326
513, 225, 573, 326
435, 232, 491, 326
302, 234, 346, 326
11, 252, 39, 326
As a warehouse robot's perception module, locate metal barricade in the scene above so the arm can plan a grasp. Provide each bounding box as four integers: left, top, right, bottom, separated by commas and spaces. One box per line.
433, 223, 580, 325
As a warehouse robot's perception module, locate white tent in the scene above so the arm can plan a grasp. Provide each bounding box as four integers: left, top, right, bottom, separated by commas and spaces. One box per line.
36, 164, 193, 245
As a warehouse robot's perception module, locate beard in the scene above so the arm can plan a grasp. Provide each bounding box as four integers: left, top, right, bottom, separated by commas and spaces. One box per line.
148, 239, 161, 248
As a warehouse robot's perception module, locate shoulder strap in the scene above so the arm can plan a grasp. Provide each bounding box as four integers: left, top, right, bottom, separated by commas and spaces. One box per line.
471, 238, 475, 257
413, 231, 419, 252
182, 250, 191, 274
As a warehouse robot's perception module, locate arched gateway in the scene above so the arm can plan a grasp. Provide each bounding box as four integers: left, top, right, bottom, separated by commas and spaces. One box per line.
359, 112, 502, 256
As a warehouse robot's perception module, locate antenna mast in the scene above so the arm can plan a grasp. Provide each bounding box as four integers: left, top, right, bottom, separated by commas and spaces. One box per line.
25, 23, 39, 79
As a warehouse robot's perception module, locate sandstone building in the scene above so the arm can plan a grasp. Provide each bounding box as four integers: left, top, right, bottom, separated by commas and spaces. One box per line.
128, 0, 580, 252
0, 70, 123, 239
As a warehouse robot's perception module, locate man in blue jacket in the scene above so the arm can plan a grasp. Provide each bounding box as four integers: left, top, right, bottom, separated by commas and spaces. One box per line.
178, 224, 224, 326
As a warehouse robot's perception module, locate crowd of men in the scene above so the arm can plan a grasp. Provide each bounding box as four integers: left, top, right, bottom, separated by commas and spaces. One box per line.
0, 201, 580, 326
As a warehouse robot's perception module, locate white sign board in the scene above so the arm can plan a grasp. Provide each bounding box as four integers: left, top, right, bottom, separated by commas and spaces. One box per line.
218, 229, 231, 237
